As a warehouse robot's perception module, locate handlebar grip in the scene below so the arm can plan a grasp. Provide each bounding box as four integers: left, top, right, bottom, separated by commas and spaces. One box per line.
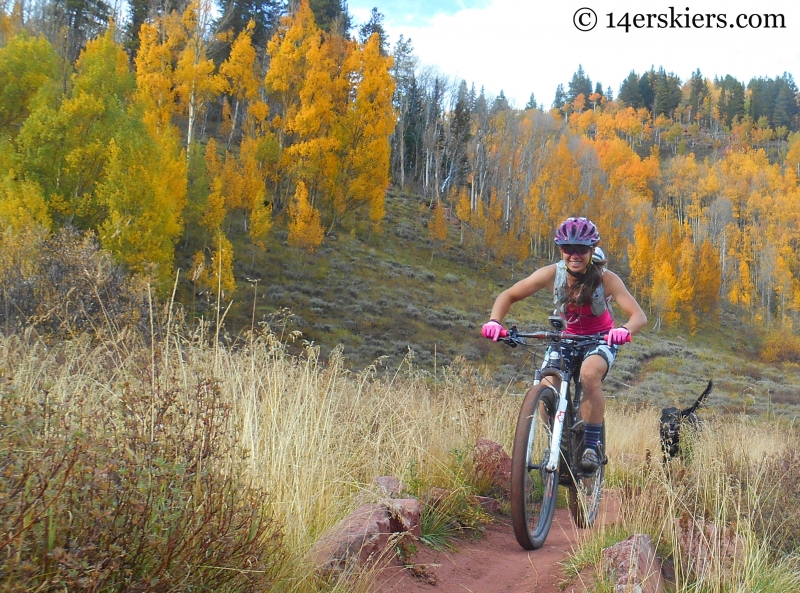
602, 331, 632, 344
499, 329, 508, 338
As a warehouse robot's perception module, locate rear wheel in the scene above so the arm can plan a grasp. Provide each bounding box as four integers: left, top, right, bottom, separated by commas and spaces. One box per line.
568, 424, 605, 528
510, 383, 559, 550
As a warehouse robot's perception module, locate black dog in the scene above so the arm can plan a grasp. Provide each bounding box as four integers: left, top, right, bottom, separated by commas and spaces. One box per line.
660, 380, 713, 460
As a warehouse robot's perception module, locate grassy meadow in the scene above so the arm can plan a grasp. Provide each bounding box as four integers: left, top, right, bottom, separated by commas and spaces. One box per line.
3, 190, 800, 592
2, 313, 800, 592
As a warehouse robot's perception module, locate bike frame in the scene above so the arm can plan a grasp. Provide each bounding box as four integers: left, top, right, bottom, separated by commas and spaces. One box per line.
504, 328, 603, 477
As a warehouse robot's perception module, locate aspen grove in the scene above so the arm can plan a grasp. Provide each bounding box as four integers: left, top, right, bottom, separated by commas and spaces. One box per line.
2, 0, 800, 339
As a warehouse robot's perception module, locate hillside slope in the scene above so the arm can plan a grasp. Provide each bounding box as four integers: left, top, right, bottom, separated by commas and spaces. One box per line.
195, 188, 800, 418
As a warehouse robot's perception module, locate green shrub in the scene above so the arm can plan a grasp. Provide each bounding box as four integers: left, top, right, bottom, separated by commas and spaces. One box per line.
0, 374, 286, 592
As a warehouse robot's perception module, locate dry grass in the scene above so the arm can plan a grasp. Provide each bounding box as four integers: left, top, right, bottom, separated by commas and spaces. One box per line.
0, 324, 520, 591
4, 318, 800, 592
578, 407, 800, 592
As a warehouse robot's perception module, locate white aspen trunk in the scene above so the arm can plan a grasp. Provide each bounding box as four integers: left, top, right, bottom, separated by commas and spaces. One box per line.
227, 99, 240, 149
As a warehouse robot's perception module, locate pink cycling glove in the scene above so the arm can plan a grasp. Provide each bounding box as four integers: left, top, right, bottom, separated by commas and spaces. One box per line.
606, 327, 631, 346
482, 320, 504, 341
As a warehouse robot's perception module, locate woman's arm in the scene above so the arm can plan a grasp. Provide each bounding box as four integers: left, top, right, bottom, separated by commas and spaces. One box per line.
489, 264, 557, 323
602, 271, 647, 334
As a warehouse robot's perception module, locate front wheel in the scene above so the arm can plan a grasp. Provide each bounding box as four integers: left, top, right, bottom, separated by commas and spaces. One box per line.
568, 424, 605, 528
510, 383, 559, 550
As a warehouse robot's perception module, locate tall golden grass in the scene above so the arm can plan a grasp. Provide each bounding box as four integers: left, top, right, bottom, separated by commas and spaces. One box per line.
0, 324, 518, 590
3, 322, 799, 591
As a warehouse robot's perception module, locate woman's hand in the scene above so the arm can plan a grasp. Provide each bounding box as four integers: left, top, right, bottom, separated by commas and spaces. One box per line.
606, 327, 631, 346
482, 320, 505, 341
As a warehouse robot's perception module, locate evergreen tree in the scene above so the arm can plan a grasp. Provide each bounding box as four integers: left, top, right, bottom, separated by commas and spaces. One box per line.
567, 64, 592, 103
214, 0, 284, 63
617, 71, 642, 107
524, 92, 537, 110
307, 0, 350, 35
357, 7, 388, 55
638, 69, 656, 110
652, 68, 681, 117
447, 79, 471, 191
552, 83, 566, 109
491, 89, 508, 113
717, 75, 745, 125
605, 85, 614, 102
772, 76, 799, 130
688, 69, 709, 118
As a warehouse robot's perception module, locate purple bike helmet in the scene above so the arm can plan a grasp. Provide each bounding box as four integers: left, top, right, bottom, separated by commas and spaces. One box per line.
554, 217, 600, 246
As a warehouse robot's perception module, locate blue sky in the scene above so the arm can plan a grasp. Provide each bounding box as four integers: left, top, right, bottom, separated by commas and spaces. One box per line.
348, 0, 800, 109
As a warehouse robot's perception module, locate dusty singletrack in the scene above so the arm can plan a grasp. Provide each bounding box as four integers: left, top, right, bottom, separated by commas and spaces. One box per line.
374, 491, 621, 593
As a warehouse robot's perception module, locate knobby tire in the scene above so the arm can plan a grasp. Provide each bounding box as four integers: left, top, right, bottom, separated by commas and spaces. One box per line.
510, 383, 559, 550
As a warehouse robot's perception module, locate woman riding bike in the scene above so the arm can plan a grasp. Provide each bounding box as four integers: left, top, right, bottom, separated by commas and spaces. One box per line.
482, 217, 647, 472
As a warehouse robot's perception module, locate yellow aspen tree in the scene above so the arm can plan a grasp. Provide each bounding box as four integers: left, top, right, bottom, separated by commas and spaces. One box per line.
428, 200, 447, 242
264, 0, 319, 146
97, 138, 185, 287
219, 20, 260, 147
284, 27, 341, 205
135, 21, 177, 138
469, 198, 486, 253
287, 181, 324, 252
651, 259, 678, 330
201, 177, 227, 232
249, 190, 273, 251
0, 32, 58, 138
334, 32, 395, 226
0, 0, 23, 45
16, 25, 134, 224
627, 220, 654, 301
0, 174, 50, 231
203, 231, 236, 297
169, 0, 224, 149
729, 259, 754, 308
694, 238, 721, 316
673, 236, 697, 328
454, 186, 470, 245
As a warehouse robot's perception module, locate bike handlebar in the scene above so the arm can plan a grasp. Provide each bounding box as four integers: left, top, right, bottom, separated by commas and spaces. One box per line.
498, 326, 631, 345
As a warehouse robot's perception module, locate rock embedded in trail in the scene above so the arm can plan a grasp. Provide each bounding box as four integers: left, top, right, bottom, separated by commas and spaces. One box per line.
601, 533, 665, 593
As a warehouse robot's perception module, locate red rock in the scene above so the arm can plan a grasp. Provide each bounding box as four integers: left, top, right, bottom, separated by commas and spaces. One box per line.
473, 437, 512, 497
601, 534, 665, 593
372, 475, 404, 498
311, 503, 392, 574
673, 516, 745, 578
473, 495, 502, 514
423, 487, 453, 507
385, 498, 421, 537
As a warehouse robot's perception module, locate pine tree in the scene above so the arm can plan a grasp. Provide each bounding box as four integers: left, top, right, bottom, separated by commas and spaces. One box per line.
567, 65, 592, 103
357, 7, 388, 55
617, 72, 642, 108
552, 83, 567, 109
524, 93, 537, 110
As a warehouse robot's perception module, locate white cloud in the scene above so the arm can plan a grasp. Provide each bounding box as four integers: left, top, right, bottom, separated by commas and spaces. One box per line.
372, 0, 800, 108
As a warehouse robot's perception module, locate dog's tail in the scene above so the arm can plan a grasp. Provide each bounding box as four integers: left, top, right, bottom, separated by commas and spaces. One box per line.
682, 380, 713, 417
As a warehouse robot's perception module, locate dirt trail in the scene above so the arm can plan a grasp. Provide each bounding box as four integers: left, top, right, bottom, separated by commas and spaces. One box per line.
373, 491, 621, 593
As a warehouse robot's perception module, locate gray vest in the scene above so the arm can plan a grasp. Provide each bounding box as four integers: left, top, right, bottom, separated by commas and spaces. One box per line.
553, 260, 609, 317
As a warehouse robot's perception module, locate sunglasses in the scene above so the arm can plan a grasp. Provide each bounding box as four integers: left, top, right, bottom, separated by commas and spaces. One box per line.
560, 245, 592, 256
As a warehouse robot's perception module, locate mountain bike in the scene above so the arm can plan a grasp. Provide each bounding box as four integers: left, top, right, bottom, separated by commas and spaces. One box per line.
498, 322, 610, 550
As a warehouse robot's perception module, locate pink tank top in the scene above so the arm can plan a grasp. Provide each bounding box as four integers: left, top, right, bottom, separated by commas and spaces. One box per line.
564, 302, 614, 335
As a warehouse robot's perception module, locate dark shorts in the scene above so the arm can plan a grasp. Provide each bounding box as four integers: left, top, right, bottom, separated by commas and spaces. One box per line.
542, 343, 618, 379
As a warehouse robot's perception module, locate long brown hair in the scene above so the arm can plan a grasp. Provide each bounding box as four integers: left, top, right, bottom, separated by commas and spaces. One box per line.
566, 253, 606, 306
